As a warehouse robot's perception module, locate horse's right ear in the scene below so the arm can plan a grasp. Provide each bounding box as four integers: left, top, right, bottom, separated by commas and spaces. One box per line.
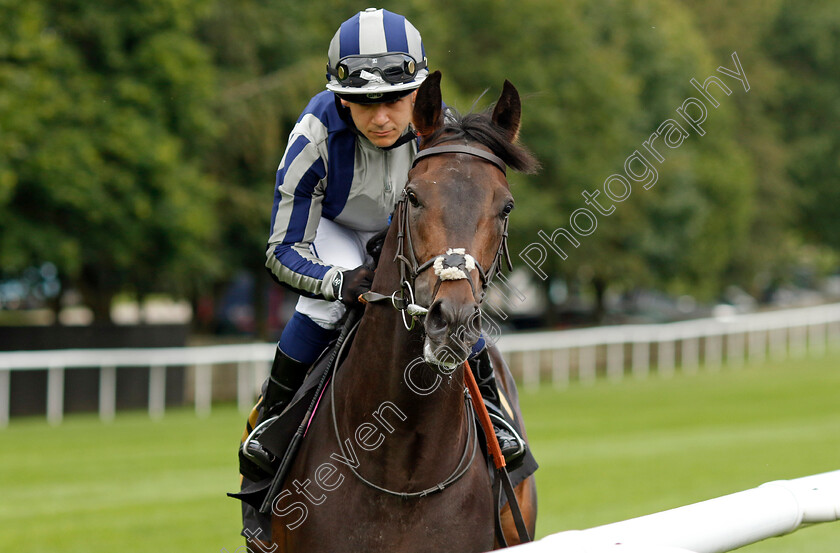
492, 80, 522, 143
412, 71, 443, 142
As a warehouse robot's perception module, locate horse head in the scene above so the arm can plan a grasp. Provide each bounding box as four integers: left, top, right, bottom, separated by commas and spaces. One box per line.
402, 71, 539, 371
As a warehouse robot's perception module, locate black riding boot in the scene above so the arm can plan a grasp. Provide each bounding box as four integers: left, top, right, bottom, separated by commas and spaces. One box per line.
470, 347, 527, 468
239, 347, 308, 481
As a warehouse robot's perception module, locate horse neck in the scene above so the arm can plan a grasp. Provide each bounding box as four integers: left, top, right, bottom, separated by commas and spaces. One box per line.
332, 222, 471, 482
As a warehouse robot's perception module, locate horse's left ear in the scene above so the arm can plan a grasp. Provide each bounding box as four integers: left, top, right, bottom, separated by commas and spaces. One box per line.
413, 71, 443, 142
492, 80, 521, 143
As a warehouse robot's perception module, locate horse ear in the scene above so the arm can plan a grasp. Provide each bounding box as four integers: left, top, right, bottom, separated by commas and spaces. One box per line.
412, 71, 443, 142
491, 80, 521, 143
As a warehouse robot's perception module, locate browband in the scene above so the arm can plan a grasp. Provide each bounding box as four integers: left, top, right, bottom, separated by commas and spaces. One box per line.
411, 144, 507, 175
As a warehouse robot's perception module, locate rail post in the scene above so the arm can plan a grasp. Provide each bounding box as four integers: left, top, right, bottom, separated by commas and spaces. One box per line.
47, 365, 64, 425
99, 365, 116, 422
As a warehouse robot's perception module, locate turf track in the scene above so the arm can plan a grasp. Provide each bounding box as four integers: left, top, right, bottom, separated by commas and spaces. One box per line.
1, 352, 838, 552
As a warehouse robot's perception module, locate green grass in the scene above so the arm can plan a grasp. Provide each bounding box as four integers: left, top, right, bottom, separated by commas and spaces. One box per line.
0, 406, 245, 552
1, 353, 838, 552
522, 352, 840, 552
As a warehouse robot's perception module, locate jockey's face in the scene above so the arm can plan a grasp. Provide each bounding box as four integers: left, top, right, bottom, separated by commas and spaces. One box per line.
341, 91, 417, 148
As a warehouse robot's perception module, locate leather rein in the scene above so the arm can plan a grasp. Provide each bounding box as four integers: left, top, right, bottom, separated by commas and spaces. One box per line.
362, 142, 513, 329
351, 142, 533, 544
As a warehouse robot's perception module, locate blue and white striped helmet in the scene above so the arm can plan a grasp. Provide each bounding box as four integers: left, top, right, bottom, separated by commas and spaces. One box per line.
326, 8, 428, 103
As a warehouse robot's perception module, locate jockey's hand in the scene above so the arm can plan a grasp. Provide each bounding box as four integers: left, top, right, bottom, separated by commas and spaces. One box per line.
340, 266, 374, 306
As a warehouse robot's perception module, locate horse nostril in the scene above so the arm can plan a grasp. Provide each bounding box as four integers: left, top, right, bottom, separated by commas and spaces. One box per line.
425, 299, 450, 340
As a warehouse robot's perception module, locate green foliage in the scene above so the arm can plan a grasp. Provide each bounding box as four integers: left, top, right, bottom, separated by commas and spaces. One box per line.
1, 0, 837, 322
198, 0, 338, 278
409, 0, 757, 305
0, 0, 223, 319
767, 0, 840, 251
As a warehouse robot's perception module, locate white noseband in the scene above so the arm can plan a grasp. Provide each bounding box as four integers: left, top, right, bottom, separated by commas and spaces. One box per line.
433, 248, 477, 281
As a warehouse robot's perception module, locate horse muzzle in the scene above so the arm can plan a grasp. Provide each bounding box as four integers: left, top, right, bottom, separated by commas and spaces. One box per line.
422, 295, 482, 372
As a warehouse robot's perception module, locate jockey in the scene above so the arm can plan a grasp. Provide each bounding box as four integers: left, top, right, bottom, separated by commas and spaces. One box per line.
239, 8, 526, 482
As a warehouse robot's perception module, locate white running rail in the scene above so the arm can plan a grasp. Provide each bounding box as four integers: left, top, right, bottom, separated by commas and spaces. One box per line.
0, 343, 276, 426
498, 470, 840, 553
496, 302, 840, 389
1, 302, 839, 426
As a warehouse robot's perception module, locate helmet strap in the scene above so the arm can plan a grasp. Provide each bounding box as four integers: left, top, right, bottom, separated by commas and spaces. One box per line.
382, 128, 417, 151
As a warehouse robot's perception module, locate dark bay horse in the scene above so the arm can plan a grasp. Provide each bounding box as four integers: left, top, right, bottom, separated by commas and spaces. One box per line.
260, 71, 539, 552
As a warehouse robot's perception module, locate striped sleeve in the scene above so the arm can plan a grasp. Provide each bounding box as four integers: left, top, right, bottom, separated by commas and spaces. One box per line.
265, 124, 344, 300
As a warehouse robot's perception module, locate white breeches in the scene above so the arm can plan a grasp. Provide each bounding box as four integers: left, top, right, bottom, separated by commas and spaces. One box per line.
296, 217, 379, 329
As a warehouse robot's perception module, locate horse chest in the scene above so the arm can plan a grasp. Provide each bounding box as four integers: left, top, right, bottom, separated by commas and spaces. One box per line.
273, 432, 495, 552
276, 470, 495, 552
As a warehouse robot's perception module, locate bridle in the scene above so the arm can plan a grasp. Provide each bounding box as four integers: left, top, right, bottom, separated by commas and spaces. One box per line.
363, 142, 514, 330
335, 144, 513, 501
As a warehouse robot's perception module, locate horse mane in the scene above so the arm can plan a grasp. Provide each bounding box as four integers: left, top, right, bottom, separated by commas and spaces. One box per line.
366, 226, 388, 269
423, 107, 541, 175
365, 103, 540, 268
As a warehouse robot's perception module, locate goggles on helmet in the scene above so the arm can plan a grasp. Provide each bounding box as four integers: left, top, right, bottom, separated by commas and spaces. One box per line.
328, 52, 427, 88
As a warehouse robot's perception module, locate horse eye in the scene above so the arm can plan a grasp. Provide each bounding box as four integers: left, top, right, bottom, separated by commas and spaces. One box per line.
501, 202, 514, 216
407, 190, 420, 208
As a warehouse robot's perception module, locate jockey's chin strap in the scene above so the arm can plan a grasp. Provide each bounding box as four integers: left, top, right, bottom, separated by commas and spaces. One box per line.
360, 143, 513, 330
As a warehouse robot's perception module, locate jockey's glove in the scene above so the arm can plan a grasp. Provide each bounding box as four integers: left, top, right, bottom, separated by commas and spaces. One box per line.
339, 266, 374, 306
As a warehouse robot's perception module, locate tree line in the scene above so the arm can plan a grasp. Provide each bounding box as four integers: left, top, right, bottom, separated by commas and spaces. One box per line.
0, 0, 837, 329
